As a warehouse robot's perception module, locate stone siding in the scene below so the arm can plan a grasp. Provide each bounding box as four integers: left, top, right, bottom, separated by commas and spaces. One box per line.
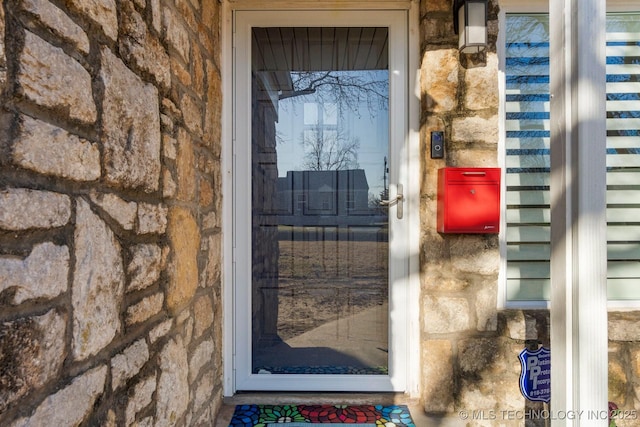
0, 0, 222, 425
420, 1, 640, 425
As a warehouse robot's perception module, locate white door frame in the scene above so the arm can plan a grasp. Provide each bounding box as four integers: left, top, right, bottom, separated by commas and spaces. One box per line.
221, 0, 420, 397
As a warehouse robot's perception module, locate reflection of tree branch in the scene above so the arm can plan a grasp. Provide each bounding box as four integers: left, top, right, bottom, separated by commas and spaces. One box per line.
280, 71, 389, 117
301, 125, 360, 171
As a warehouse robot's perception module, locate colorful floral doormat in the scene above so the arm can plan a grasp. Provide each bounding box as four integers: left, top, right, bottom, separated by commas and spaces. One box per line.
228, 404, 416, 427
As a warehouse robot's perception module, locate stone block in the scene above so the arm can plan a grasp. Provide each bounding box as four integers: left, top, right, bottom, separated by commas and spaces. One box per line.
100, 47, 161, 193
506, 311, 531, 340
127, 243, 164, 292
0, 188, 70, 230
608, 358, 628, 405
475, 282, 498, 331
201, 234, 221, 287
423, 340, 454, 413
464, 53, 499, 111
458, 338, 500, 376
125, 375, 156, 426
420, 16, 455, 43
150, 0, 162, 33
166, 207, 200, 314
193, 369, 214, 415
449, 236, 499, 276
119, 1, 171, 90
451, 115, 499, 145
20, 0, 90, 54
125, 292, 164, 326
204, 59, 222, 154
449, 149, 498, 168
192, 44, 205, 94
188, 338, 214, 383
13, 114, 100, 181
9, 365, 106, 427
149, 319, 173, 344
90, 191, 137, 231
137, 202, 168, 235
18, 31, 96, 124
193, 295, 214, 339
421, 49, 458, 113
0, 242, 68, 304
423, 295, 471, 333
609, 312, 640, 341
72, 199, 124, 360
176, 128, 196, 202
156, 336, 189, 427
162, 134, 177, 160
111, 339, 149, 391
422, 0, 450, 14
631, 343, 640, 379
66, 0, 117, 42
163, 7, 190, 63
199, 177, 213, 207
163, 169, 177, 198
423, 265, 469, 292
181, 94, 203, 137
0, 309, 66, 413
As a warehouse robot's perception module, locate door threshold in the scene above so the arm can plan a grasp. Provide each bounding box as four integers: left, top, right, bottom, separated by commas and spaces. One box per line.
223, 391, 417, 406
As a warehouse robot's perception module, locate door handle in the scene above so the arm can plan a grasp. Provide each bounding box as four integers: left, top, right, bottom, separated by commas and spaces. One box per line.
380, 184, 403, 219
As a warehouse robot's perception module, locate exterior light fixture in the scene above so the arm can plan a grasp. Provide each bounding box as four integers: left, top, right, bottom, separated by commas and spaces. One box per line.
453, 0, 488, 54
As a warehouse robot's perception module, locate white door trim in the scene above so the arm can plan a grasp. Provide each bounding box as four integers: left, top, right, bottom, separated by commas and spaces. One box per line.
221, 1, 420, 397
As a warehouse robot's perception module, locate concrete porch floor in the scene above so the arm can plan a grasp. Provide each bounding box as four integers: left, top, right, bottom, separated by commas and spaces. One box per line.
214, 393, 434, 426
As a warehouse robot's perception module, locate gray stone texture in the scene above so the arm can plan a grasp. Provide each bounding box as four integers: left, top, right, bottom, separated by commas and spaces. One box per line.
423, 295, 471, 334
125, 375, 156, 426
136, 202, 167, 234
125, 292, 164, 326
0, 0, 223, 422
163, 8, 190, 64
72, 199, 125, 360
127, 243, 164, 292
90, 191, 138, 231
17, 31, 97, 124
13, 115, 100, 181
20, 0, 90, 54
0, 309, 66, 413
0, 188, 70, 230
189, 338, 214, 383
119, 0, 171, 90
0, 242, 69, 304
9, 365, 106, 427
65, 0, 118, 42
156, 336, 189, 427
100, 47, 161, 193
111, 339, 149, 391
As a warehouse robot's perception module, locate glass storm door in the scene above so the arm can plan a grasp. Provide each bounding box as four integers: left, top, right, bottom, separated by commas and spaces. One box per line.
233, 10, 410, 392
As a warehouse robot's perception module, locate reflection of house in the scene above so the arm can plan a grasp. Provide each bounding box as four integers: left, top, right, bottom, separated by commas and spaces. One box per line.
276, 169, 383, 226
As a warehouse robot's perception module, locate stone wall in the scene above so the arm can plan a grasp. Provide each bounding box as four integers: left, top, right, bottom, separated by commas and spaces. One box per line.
0, 0, 223, 425
419, 0, 640, 425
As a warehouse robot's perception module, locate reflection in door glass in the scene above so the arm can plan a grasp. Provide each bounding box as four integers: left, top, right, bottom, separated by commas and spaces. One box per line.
251, 27, 390, 375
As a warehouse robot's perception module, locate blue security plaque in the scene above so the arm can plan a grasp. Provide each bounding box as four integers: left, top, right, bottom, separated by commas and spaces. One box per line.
519, 346, 551, 403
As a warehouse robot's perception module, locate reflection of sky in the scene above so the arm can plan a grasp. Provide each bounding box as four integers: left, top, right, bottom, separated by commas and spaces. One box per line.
275, 91, 389, 199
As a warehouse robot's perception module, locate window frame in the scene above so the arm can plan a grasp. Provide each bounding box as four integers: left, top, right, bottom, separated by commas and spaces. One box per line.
497, 0, 640, 309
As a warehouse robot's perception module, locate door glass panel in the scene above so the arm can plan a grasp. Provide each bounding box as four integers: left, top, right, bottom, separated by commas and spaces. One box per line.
251, 27, 390, 375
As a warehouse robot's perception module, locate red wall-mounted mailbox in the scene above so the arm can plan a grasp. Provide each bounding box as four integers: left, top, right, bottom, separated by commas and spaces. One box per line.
437, 167, 501, 234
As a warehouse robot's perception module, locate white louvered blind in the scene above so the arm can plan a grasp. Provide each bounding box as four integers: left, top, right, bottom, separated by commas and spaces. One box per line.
504, 12, 640, 302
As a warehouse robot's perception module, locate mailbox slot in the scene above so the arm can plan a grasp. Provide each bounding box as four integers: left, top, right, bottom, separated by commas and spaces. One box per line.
437, 167, 501, 234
